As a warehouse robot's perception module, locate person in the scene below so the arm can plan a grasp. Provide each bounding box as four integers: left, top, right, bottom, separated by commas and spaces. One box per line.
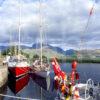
52, 58, 73, 99
70, 60, 79, 85
73, 87, 80, 99
51, 57, 61, 76
3, 55, 11, 65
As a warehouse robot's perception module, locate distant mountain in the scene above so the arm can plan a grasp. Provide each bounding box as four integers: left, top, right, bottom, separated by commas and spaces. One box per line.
0, 43, 75, 56
0, 45, 32, 51
0, 46, 8, 51
32, 43, 75, 56
65, 49, 76, 56
20, 45, 32, 49
1, 42, 98, 59
32, 43, 65, 54
47, 45, 65, 54
32, 43, 41, 49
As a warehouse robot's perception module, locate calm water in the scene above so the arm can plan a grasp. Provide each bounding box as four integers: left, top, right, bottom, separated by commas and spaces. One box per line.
0, 63, 100, 100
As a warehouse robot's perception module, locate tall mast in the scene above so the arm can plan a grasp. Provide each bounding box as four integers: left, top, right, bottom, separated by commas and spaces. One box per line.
18, 0, 21, 56
39, 0, 43, 67
39, 0, 43, 93
9, 31, 12, 55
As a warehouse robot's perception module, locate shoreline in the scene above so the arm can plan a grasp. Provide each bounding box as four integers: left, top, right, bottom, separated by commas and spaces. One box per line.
49, 58, 100, 63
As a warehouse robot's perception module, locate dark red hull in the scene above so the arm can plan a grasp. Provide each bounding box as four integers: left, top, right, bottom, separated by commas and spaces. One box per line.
8, 74, 30, 94
8, 67, 30, 78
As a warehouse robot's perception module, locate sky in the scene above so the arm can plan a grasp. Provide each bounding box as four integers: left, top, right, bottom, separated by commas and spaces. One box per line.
0, 0, 100, 50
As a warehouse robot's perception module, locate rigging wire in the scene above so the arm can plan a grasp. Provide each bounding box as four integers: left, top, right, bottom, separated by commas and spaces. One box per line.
42, 0, 50, 63
83, 3, 95, 37
39, 0, 50, 63
35, 0, 43, 58
76, 2, 95, 83
78, 1, 96, 62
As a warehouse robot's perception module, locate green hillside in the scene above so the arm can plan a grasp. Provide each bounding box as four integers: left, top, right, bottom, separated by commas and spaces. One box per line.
22, 48, 100, 63
23, 48, 66, 60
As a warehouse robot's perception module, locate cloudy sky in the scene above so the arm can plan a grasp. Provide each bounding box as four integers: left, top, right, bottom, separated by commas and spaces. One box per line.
0, 0, 100, 50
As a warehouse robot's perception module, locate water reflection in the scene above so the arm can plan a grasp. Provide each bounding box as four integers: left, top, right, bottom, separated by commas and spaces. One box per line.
0, 63, 99, 100
6, 73, 54, 100
8, 74, 30, 94
6, 73, 42, 100
0, 84, 7, 100
30, 73, 50, 91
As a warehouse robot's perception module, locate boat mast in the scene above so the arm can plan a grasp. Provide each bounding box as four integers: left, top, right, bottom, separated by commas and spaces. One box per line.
18, 0, 21, 56
39, 0, 43, 67
9, 31, 12, 55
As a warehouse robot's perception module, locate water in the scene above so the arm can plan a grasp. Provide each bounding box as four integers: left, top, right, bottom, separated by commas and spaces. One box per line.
61, 63, 100, 83
0, 63, 100, 100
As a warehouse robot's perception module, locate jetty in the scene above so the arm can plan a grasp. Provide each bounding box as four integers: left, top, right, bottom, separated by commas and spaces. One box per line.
0, 58, 8, 87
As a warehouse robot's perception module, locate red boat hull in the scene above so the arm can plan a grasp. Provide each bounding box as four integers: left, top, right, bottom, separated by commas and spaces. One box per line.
8, 67, 30, 78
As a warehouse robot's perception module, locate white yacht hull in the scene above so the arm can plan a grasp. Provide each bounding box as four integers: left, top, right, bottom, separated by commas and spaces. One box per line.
35, 71, 50, 78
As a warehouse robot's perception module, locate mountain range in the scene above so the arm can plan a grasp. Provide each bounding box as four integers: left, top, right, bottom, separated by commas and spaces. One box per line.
0, 43, 100, 58
0, 43, 76, 56
31, 43, 76, 56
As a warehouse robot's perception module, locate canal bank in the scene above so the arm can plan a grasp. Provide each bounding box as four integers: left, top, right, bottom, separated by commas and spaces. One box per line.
0, 61, 8, 88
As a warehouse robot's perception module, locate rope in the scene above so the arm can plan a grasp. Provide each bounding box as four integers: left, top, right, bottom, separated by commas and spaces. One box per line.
83, 3, 95, 35
0, 94, 40, 100
78, 1, 96, 62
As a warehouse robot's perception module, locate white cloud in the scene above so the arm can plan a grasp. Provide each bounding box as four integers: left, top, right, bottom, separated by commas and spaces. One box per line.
0, 0, 100, 49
